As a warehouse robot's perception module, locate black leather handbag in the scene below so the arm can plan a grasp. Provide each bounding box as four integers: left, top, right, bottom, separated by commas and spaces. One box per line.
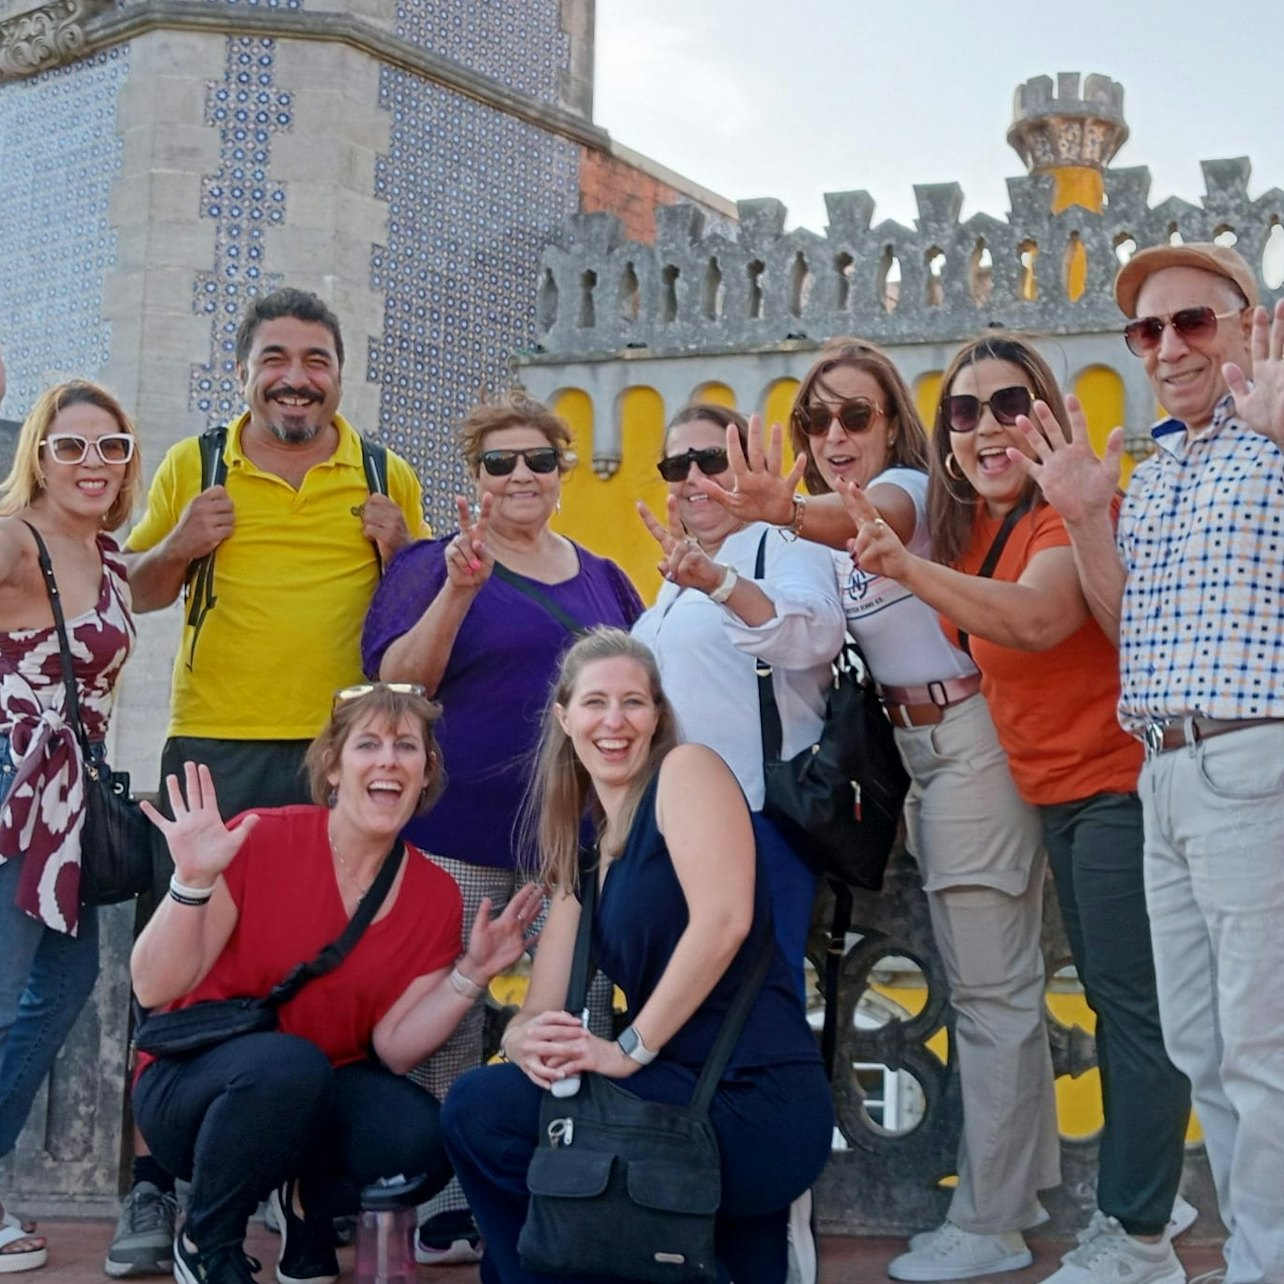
24, 522, 154, 906
134, 840, 405, 1057
517, 857, 770, 1283
753, 535, 910, 891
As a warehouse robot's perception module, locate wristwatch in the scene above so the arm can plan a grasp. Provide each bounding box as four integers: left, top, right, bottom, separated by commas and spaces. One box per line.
707, 564, 739, 605
617, 1024, 657, 1065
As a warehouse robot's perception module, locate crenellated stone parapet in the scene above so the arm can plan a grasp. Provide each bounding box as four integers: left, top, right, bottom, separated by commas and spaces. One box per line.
526, 157, 1284, 362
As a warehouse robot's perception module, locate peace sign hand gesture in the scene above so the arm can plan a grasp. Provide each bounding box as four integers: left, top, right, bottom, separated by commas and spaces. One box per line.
691, 414, 807, 526
845, 481, 913, 582
1225, 300, 1284, 449
1007, 394, 1121, 526
140, 762, 260, 890
636, 495, 723, 594
444, 493, 495, 591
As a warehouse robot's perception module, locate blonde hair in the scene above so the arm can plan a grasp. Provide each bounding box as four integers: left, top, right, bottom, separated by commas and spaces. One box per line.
304, 686, 446, 812
0, 381, 143, 530
528, 628, 679, 892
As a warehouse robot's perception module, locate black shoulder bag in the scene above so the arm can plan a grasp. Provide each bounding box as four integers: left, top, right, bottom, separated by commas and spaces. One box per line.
956, 495, 1032, 657
491, 561, 587, 636
133, 839, 405, 1057
23, 522, 154, 907
518, 856, 772, 1283
753, 532, 910, 890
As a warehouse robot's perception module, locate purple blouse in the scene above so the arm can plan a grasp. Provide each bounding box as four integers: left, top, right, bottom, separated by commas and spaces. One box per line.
361, 537, 642, 869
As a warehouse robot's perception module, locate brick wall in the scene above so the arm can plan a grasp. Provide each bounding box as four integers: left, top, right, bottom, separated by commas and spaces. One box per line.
578, 144, 685, 244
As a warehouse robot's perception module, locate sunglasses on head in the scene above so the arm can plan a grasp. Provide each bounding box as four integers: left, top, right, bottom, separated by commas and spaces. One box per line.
42, 433, 135, 465
332, 682, 427, 712
942, 386, 1034, 434
478, 447, 560, 477
792, 397, 885, 438
1122, 306, 1243, 358
657, 446, 731, 483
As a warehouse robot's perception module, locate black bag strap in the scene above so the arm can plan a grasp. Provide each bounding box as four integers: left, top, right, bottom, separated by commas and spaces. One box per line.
565, 842, 772, 1117
263, 838, 406, 1007
820, 881, 852, 1079
22, 521, 94, 760
752, 532, 785, 766
183, 428, 392, 667
492, 562, 587, 637
957, 494, 1032, 658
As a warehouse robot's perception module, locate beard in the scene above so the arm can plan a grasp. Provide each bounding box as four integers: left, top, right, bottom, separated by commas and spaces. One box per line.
265, 415, 323, 444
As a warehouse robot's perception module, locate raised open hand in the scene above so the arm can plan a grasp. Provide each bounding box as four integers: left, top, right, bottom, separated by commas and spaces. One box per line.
1007, 394, 1122, 525
443, 493, 495, 590
845, 481, 913, 581
1225, 300, 1284, 449
462, 881, 544, 983
140, 762, 259, 888
636, 495, 722, 593
690, 414, 806, 526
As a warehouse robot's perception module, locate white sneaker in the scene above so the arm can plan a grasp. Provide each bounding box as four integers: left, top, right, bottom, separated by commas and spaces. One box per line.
786, 1190, 817, 1284
887, 1222, 1032, 1281
1167, 1196, 1197, 1241
1042, 1216, 1185, 1284
910, 1207, 1048, 1253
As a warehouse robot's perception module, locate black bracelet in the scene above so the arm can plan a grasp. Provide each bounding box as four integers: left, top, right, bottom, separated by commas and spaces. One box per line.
168, 885, 211, 908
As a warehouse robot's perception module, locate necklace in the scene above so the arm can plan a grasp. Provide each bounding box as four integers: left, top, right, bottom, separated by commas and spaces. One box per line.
327, 824, 371, 895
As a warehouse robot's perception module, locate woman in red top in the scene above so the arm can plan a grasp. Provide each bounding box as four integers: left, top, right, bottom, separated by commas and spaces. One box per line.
130, 685, 540, 1284
847, 335, 1191, 1284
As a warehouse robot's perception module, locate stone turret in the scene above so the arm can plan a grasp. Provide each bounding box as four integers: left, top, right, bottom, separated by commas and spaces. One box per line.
1007, 72, 1129, 179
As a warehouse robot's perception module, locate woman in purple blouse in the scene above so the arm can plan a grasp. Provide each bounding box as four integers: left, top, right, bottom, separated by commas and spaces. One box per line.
360, 390, 640, 1262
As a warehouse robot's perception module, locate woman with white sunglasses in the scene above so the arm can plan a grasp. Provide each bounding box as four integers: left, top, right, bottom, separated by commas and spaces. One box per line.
0, 381, 143, 1273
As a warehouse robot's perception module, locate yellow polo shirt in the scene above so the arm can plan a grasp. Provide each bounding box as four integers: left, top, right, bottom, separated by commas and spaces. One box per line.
127, 412, 428, 740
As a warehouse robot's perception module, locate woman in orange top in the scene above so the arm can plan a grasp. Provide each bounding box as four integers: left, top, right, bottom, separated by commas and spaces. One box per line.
847, 334, 1191, 1284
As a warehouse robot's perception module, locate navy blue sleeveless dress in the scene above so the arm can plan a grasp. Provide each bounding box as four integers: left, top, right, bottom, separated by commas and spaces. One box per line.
441, 767, 835, 1284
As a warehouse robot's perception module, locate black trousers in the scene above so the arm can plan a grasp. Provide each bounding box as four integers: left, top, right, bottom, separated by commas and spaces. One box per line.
134, 1032, 452, 1252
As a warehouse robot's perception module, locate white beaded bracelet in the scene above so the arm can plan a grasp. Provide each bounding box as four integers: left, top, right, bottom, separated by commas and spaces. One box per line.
448, 965, 485, 1002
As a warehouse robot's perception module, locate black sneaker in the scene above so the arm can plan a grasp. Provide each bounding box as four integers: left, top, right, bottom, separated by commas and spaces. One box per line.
267, 1182, 339, 1284
172, 1235, 262, 1284
415, 1210, 483, 1265
104, 1181, 179, 1277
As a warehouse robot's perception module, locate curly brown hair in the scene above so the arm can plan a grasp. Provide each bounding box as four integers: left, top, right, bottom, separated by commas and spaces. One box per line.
459, 391, 575, 476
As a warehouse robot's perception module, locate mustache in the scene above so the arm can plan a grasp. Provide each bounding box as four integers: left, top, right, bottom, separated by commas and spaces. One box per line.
267, 385, 322, 403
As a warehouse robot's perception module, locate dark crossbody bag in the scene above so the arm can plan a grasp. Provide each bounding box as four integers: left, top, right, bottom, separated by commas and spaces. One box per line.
491, 561, 587, 636
133, 839, 405, 1057
753, 532, 910, 890
23, 521, 153, 907
517, 854, 771, 1283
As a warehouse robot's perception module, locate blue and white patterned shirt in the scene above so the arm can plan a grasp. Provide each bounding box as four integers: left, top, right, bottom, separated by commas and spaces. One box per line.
1116, 393, 1284, 732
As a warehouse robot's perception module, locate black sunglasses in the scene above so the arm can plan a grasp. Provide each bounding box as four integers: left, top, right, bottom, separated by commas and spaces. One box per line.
1122, 306, 1242, 358
478, 447, 560, 477
792, 397, 884, 438
657, 447, 731, 483
942, 386, 1034, 434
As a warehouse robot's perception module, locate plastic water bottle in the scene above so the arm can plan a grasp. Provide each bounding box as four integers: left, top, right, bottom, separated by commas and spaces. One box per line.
354, 1174, 427, 1284
550, 1006, 590, 1098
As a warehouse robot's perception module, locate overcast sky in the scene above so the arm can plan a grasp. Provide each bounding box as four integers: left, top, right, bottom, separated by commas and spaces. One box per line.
594, 0, 1284, 237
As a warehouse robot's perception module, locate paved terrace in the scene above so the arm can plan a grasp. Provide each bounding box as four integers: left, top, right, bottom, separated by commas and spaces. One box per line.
35, 1218, 1227, 1284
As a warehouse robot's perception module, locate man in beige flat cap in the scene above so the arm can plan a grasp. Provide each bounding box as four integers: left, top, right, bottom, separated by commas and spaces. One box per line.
1013, 242, 1284, 1284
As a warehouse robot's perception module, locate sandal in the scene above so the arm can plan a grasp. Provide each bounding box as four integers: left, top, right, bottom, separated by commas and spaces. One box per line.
0, 1222, 48, 1274
0, 1220, 35, 1241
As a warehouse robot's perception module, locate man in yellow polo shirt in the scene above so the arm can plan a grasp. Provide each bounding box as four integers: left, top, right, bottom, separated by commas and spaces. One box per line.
125, 287, 427, 817
110, 288, 428, 1279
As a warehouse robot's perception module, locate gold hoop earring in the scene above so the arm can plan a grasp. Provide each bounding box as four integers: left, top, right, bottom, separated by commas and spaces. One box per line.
945, 452, 964, 482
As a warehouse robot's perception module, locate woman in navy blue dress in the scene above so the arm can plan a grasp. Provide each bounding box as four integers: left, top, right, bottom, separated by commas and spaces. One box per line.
441, 628, 832, 1284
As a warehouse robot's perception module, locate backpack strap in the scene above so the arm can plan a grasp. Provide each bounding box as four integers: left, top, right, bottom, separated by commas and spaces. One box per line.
183, 425, 230, 669
182, 428, 391, 668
